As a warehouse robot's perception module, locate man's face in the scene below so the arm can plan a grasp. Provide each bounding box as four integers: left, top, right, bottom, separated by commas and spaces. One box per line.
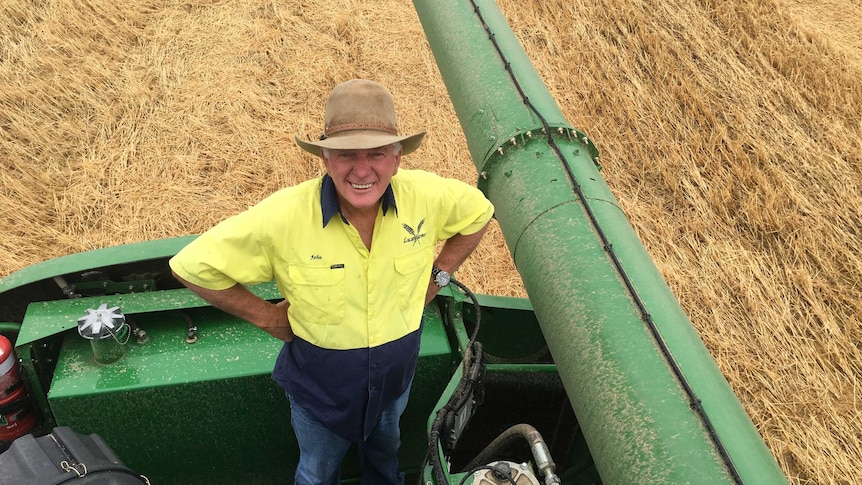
323, 144, 401, 216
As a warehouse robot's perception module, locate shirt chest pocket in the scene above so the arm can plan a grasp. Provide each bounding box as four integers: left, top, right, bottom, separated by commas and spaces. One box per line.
288, 264, 346, 325
393, 249, 432, 321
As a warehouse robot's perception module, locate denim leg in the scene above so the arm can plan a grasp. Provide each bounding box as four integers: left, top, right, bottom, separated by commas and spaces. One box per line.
290, 399, 352, 485
358, 386, 411, 485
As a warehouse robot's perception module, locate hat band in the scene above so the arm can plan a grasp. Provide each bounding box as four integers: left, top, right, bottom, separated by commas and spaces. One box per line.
325, 122, 398, 137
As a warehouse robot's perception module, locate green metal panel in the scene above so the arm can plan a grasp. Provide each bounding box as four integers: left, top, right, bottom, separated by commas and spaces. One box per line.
467, 294, 549, 364
16, 284, 280, 347
34, 294, 454, 484
0, 237, 195, 295
48, 305, 288, 483
0, 237, 199, 325
413, 0, 787, 483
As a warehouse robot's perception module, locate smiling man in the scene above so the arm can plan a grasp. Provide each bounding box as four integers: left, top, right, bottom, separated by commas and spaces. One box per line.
169, 79, 494, 485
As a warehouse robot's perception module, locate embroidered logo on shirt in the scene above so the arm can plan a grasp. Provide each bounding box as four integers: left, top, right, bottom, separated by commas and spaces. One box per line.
402, 219, 427, 245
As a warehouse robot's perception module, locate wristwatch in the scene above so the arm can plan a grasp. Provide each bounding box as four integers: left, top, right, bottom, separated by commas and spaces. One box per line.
432, 266, 451, 288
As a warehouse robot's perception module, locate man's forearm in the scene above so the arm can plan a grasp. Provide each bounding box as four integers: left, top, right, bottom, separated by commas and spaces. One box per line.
425, 221, 491, 304
434, 222, 490, 273
172, 272, 293, 341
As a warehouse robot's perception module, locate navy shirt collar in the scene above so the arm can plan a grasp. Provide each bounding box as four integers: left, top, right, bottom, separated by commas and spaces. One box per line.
320, 174, 397, 227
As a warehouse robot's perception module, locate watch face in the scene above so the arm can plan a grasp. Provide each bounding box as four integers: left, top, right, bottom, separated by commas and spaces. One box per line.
435, 270, 450, 287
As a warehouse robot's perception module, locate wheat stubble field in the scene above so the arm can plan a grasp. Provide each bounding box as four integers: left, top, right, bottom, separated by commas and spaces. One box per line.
1, 0, 860, 483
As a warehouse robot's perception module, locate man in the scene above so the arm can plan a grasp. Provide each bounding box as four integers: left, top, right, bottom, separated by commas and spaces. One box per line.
169, 79, 494, 485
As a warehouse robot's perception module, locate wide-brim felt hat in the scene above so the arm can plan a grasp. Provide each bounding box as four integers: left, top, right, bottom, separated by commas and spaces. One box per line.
295, 79, 426, 157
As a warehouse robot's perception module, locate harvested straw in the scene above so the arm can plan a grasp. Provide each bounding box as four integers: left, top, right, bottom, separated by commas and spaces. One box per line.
1, 0, 860, 483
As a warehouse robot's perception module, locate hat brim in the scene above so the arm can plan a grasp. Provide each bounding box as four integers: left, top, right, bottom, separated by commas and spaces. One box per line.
295, 130, 426, 157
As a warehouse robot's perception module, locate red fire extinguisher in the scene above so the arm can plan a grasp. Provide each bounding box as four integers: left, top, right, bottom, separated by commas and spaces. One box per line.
0, 334, 36, 442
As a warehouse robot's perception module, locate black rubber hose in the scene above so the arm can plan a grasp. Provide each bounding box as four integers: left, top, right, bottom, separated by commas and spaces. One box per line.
463, 424, 555, 473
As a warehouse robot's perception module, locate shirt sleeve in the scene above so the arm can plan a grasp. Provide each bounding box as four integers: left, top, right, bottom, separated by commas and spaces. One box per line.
169, 208, 274, 291
437, 177, 495, 241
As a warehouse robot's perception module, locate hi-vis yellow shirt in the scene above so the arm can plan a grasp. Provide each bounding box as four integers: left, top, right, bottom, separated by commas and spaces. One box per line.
170, 169, 494, 351
170, 169, 493, 441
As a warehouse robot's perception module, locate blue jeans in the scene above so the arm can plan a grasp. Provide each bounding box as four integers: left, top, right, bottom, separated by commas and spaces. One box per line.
289, 387, 410, 485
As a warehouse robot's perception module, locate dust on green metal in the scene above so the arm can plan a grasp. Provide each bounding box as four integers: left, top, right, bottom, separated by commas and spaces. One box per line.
413, 0, 788, 483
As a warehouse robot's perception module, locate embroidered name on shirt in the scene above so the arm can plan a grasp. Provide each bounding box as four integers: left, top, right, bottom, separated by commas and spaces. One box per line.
402, 219, 426, 245
311, 255, 322, 260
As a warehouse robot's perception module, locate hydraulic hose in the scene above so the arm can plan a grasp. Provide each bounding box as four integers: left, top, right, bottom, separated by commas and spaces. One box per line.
464, 424, 560, 485
422, 276, 486, 485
